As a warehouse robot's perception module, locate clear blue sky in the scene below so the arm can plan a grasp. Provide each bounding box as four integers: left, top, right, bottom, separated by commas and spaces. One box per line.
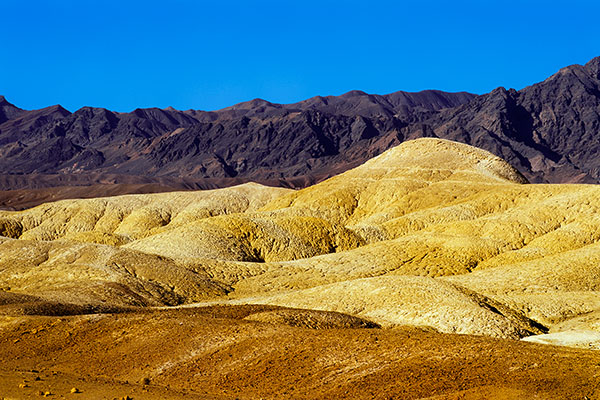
1, 0, 599, 112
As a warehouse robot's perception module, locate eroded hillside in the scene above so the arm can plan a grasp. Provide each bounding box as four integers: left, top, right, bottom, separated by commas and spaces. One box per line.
1, 138, 600, 347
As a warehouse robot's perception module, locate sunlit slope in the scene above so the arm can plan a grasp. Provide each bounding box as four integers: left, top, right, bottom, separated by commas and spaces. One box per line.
443, 241, 600, 326
2, 138, 600, 340
0, 183, 288, 310
124, 139, 527, 261
0, 182, 290, 243
0, 236, 230, 310
261, 137, 527, 227
253, 276, 544, 339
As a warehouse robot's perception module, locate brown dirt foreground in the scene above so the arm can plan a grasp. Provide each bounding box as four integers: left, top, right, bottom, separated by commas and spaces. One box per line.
1, 306, 599, 400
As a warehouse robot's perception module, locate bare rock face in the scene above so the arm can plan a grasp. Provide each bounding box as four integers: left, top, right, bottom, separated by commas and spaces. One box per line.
0, 95, 25, 123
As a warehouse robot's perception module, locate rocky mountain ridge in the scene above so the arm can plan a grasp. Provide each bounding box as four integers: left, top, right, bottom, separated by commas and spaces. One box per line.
1, 56, 599, 193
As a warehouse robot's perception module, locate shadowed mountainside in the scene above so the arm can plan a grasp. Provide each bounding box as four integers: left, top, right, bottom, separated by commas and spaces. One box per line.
402, 57, 600, 184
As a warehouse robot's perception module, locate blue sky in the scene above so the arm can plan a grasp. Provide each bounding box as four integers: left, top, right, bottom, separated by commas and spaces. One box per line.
1, 0, 599, 112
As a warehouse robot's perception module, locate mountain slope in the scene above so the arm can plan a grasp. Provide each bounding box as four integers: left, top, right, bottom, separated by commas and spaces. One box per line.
0, 96, 24, 124
403, 57, 600, 183
2, 57, 600, 201
0, 90, 475, 189
1, 57, 599, 202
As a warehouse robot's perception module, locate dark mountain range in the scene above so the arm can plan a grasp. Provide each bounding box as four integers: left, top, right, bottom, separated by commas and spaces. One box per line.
0, 89, 476, 186
0, 56, 599, 207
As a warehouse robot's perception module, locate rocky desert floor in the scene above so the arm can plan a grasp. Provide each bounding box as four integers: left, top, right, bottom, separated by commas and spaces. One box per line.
1, 305, 600, 400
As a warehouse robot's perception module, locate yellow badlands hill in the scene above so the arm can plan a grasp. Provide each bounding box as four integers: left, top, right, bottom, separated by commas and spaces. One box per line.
2, 138, 600, 345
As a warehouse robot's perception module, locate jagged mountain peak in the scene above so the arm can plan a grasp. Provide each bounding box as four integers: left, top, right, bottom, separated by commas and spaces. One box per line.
0, 95, 22, 110
585, 56, 600, 78
340, 90, 369, 98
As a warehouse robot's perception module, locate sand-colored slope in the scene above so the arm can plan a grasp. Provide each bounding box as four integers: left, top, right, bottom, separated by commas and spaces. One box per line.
0, 182, 289, 243
124, 139, 528, 263
261, 138, 527, 228
253, 276, 543, 338
124, 213, 364, 262
443, 241, 600, 326
0, 237, 228, 308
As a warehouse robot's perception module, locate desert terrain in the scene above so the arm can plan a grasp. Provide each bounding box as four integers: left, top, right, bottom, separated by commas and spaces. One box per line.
1, 138, 600, 398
